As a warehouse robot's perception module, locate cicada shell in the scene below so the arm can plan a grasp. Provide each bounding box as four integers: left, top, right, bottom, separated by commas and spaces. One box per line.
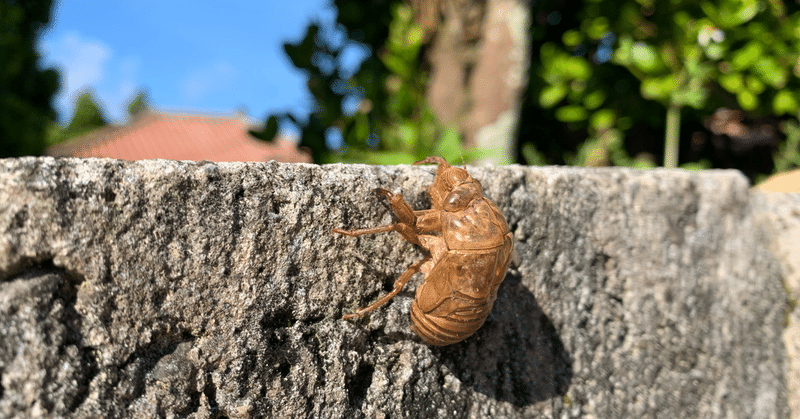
333, 156, 514, 345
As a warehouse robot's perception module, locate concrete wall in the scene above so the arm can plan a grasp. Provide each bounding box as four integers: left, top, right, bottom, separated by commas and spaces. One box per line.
0, 157, 796, 418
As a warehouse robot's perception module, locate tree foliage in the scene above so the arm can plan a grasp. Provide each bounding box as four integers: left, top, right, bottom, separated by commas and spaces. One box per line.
126, 90, 149, 117
519, 0, 800, 177
0, 0, 59, 157
251, 0, 476, 164
59, 91, 109, 141
252, 0, 799, 178
48, 89, 147, 147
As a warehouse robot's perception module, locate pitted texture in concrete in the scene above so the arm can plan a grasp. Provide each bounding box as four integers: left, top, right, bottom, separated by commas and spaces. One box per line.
0, 157, 790, 418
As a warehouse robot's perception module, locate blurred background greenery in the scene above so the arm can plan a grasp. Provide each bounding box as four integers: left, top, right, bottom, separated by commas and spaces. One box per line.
251, 0, 800, 182
4, 0, 800, 183
517, 0, 800, 183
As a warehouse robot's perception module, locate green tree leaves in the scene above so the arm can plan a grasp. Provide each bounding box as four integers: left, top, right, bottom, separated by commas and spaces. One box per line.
126, 90, 149, 117
251, 1, 476, 165
524, 0, 800, 172
0, 0, 59, 157
59, 91, 109, 141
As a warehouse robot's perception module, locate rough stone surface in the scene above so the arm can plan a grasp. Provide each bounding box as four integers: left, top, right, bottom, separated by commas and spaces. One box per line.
754, 192, 800, 419
0, 157, 789, 418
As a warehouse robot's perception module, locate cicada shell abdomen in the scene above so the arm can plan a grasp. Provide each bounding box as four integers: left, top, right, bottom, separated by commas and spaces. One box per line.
410, 233, 513, 346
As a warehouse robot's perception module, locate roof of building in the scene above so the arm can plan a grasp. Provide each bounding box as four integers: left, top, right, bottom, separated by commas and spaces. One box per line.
45, 110, 310, 163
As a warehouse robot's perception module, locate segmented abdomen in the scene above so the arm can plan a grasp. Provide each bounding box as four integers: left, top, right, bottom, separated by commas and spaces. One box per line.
410, 293, 492, 346
409, 234, 512, 345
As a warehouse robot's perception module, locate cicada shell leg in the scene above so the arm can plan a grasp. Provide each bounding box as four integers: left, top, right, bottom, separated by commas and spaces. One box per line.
343, 254, 431, 320
333, 188, 424, 246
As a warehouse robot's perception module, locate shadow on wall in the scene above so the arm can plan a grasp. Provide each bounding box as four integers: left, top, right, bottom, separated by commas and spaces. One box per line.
435, 269, 572, 407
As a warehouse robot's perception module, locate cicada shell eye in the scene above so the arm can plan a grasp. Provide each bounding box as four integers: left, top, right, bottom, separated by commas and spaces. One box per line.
443, 183, 481, 212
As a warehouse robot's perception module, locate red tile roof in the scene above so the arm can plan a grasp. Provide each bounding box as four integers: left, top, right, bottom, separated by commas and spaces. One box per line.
46, 110, 311, 163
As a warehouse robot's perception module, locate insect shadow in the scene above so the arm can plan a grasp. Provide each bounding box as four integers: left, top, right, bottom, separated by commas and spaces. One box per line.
433, 269, 572, 407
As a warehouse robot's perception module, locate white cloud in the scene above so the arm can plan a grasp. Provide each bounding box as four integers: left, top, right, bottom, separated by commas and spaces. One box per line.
39, 31, 140, 123
181, 62, 237, 103
47, 32, 111, 95
40, 32, 110, 120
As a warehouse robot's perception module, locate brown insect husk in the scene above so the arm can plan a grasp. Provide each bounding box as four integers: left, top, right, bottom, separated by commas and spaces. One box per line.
333, 156, 513, 346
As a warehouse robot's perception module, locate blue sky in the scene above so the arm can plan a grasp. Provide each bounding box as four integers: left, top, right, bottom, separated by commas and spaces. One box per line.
38, 1, 368, 131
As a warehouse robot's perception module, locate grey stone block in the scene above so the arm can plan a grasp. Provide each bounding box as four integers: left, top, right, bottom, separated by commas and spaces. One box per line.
0, 157, 789, 418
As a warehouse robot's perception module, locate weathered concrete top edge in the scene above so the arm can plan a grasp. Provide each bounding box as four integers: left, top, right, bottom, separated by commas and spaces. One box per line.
0, 155, 752, 179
